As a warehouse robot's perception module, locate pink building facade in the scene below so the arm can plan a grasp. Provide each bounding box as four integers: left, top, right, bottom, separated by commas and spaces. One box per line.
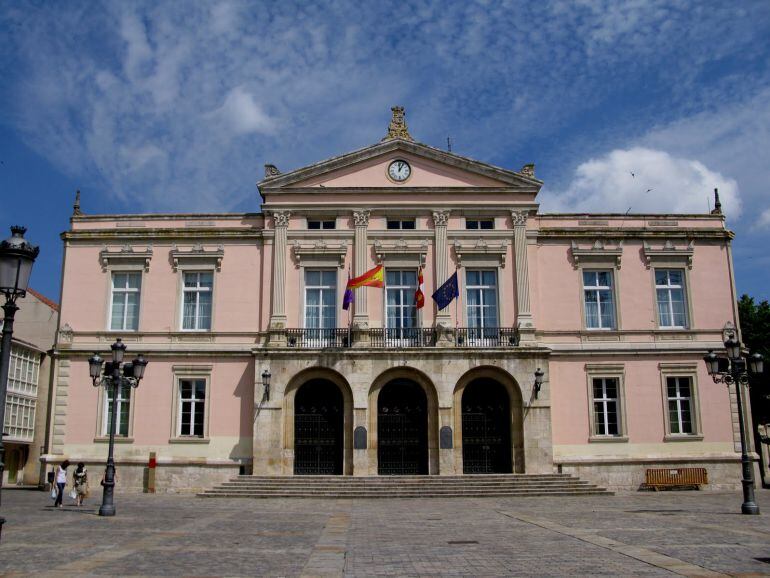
45, 109, 748, 491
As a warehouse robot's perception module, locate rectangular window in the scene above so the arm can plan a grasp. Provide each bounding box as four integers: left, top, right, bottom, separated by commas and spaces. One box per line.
592, 378, 620, 436
304, 270, 337, 329
583, 270, 616, 329
466, 219, 494, 230
182, 272, 213, 330
308, 220, 336, 230
385, 269, 417, 341
4, 393, 36, 441
466, 269, 498, 340
103, 384, 131, 437
8, 345, 39, 396
656, 269, 687, 328
110, 272, 141, 331
667, 376, 693, 434
179, 379, 206, 437
386, 219, 415, 230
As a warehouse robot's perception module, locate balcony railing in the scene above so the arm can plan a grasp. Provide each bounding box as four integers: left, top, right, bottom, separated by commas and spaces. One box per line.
456, 327, 519, 348
281, 327, 518, 349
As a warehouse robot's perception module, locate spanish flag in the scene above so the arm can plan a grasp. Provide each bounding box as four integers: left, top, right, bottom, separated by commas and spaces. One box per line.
415, 265, 425, 309
346, 264, 384, 289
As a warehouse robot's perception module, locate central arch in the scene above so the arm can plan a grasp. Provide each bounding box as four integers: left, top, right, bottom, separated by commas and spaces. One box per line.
377, 379, 428, 475
461, 379, 512, 474
294, 379, 344, 475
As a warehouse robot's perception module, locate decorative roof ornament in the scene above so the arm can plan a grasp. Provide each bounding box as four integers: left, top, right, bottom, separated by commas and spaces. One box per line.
520, 164, 535, 178
264, 164, 281, 179
382, 106, 414, 142
72, 190, 82, 216
711, 187, 722, 215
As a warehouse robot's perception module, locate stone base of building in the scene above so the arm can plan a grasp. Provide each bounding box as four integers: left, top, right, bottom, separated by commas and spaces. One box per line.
558, 457, 744, 492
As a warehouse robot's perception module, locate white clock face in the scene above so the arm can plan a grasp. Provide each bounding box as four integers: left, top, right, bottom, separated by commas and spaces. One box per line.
388, 159, 411, 182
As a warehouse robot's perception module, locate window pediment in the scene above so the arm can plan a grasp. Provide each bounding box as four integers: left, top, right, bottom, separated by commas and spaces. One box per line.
292, 239, 348, 268
453, 239, 508, 268
100, 244, 152, 272
642, 240, 694, 269
170, 244, 224, 272
570, 239, 623, 269
374, 239, 428, 266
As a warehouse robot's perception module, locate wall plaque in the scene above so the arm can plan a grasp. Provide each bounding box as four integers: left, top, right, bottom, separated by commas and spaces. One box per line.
440, 426, 453, 449
354, 426, 367, 449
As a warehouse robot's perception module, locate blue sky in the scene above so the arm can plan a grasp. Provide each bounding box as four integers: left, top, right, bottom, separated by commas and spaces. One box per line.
1, 1, 769, 304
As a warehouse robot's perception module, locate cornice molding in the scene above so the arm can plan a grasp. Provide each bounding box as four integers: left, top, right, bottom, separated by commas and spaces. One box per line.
291, 239, 348, 269
570, 239, 623, 269
170, 244, 224, 272
453, 238, 508, 268
374, 239, 428, 265
642, 240, 695, 269
99, 244, 153, 272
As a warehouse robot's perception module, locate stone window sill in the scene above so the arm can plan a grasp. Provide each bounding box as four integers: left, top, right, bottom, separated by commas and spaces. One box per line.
588, 435, 628, 443
664, 434, 704, 442
93, 437, 134, 444
169, 437, 210, 444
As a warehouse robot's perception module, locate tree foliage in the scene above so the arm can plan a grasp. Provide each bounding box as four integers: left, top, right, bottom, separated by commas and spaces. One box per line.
738, 294, 770, 424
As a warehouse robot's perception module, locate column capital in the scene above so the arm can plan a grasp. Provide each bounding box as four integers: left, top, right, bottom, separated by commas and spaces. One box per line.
432, 210, 450, 227
511, 210, 528, 227
353, 209, 370, 227
272, 211, 291, 228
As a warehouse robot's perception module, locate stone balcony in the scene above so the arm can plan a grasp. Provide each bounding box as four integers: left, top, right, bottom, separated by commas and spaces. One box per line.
282, 327, 519, 349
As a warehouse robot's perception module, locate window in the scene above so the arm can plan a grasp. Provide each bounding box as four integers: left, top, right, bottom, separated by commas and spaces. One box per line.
103, 383, 131, 437
182, 272, 213, 330
5, 393, 36, 441
466, 219, 494, 230
304, 270, 337, 330
667, 376, 694, 434
583, 270, 616, 329
387, 219, 415, 230
385, 270, 417, 340
656, 269, 687, 328
592, 378, 620, 436
9, 345, 39, 396
308, 220, 336, 230
179, 379, 206, 437
4, 345, 40, 442
466, 269, 498, 339
110, 272, 141, 331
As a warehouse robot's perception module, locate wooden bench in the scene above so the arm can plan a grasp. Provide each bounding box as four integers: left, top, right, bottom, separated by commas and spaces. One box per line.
644, 467, 708, 490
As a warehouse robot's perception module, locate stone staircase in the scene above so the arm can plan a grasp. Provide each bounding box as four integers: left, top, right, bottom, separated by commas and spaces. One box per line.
198, 474, 613, 498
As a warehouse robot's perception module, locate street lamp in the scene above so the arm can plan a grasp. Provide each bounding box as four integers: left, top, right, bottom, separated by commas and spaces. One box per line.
533, 368, 544, 400
89, 339, 148, 516
261, 369, 271, 401
704, 335, 764, 515
0, 226, 39, 525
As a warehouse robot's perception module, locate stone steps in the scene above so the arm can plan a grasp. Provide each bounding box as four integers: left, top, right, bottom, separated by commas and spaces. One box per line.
198, 474, 613, 498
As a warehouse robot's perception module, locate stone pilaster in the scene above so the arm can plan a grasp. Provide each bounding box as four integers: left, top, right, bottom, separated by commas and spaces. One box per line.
352, 210, 370, 331
269, 211, 290, 344
432, 211, 454, 344
512, 210, 536, 344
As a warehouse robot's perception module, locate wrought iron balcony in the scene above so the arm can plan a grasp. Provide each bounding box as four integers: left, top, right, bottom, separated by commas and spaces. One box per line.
281, 327, 519, 349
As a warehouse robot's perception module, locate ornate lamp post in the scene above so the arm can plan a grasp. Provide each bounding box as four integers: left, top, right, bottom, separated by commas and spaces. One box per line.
533, 368, 544, 400
89, 339, 147, 516
0, 226, 39, 532
261, 369, 271, 401
704, 335, 764, 515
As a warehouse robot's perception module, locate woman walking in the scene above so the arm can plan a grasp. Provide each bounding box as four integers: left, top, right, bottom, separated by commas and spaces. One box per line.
53, 460, 69, 508
73, 462, 88, 506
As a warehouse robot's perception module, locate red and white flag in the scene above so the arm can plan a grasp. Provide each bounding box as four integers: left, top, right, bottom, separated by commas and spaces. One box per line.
415, 265, 425, 309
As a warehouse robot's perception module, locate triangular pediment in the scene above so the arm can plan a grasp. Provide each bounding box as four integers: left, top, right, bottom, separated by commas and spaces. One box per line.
258, 139, 541, 192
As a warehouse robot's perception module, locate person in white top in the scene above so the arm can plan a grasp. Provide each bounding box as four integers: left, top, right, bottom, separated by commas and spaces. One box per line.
53, 460, 69, 508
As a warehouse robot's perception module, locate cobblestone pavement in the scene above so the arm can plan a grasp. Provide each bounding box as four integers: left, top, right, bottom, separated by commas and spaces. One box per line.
1, 489, 769, 577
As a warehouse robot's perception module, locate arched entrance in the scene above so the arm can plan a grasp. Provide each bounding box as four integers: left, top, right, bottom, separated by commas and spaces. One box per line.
378, 379, 428, 475
294, 379, 344, 475
461, 379, 512, 474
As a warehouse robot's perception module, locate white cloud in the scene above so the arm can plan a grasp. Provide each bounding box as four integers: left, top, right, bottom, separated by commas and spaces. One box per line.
754, 209, 770, 231
544, 147, 741, 216
212, 87, 275, 135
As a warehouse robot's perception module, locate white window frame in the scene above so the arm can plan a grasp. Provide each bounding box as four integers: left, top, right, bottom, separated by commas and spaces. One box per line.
180, 270, 214, 331
109, 271, 142, 331
386, 219, 416, 230
384, 268, 418, 342
303, 268, 338, 346
100, 383, 132, 438
654, 268, 690, 329
585, 364, 627, 442
178, 378, 207, 437
307, 219, 336, 230
582, 269, 617, 330
659, 363, 702, 440
465, 218, 494, 230
170, 365, 212, 443
465, 268, 500, 344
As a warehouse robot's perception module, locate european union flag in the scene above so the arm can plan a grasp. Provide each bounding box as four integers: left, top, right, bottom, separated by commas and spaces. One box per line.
432, 271, 459, 311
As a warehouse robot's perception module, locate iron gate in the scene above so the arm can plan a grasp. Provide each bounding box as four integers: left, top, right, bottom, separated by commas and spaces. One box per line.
294, 380, 343, 475
378, 380, 428, 475
462, 379, 512, 474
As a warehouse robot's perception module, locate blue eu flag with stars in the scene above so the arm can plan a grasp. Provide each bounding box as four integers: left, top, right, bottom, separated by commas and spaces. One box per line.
432, 271, 459, 311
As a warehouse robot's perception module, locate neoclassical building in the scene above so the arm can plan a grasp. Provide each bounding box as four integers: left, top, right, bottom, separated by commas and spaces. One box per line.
46, 108, 748, 491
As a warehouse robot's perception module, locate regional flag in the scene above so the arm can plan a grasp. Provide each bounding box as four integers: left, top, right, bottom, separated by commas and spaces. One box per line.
432, 271, 459, 311
415, 265, 425, 309
342, 272, 354, 310
346, 264, 384, 289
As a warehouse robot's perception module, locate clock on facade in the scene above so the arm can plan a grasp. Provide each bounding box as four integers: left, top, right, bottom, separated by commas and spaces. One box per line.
387, 159, 411, 182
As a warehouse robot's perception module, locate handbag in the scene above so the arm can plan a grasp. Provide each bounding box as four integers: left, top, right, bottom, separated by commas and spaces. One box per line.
51, 487, 57, 499
69, 488, 77, 500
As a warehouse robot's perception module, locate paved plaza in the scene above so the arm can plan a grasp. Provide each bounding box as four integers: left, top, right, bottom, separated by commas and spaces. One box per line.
1, 488, 769, 577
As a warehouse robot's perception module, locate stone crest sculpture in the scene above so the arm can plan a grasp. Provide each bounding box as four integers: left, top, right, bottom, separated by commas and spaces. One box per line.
382, 106, 414, 141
